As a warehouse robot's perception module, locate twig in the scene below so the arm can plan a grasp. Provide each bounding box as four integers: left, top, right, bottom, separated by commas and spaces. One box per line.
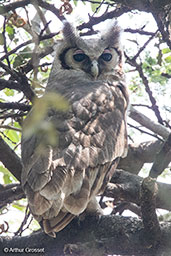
126, 55, 164, 125
112, 202, 141, 216
79, 0, 115, 6
2, 16, 11, 68
161, 73, 171, 79
0, 63, 36, 102
129, 105, 170, 139
131, 103, 152, 109
124, 28, 156, 36
37, 0, 65, 22
20, 45, 54, 74
78, 6, 130, 31
0, 125, 22, 132
132, 30, 158, 61
0, 112, 26, 119
128, 123, 163, 141
0, 32, 58, 62
14, 205, 33, 236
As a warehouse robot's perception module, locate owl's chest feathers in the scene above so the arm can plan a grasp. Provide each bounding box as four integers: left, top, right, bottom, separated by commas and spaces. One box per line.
51, 80, 126, 171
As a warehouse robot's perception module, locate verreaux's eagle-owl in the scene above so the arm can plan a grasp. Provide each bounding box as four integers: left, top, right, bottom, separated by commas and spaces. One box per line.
21, 22, 129, 237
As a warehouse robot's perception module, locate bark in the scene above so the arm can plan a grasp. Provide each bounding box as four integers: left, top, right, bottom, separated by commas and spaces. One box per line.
0, 215, 171, 256
0, 184, 25, 209
118, 139, 164, 174
140, 177, 161, 247
0, 136, 21, 181
129, 106, 170, 140
106, 169, 171, 211
150, 134, 171, 178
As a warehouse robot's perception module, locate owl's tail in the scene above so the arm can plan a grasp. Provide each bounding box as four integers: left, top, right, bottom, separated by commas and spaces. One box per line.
42, 211, 75, 237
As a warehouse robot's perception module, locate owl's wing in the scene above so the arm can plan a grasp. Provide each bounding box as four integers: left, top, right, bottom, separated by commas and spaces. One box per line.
21, 78, 128, 236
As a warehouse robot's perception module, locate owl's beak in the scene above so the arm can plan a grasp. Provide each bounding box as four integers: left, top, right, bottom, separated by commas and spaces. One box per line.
90, 60, 99, 79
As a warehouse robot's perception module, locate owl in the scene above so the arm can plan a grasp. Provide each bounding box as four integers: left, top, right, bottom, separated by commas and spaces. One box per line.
21, 21, 129, 237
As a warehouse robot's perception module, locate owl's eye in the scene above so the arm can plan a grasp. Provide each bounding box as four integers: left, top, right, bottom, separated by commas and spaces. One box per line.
100, 53, 112, 62
73, 53, 86, 62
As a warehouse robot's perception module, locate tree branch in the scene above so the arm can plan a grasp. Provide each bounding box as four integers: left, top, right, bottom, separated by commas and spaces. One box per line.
0, 0, 65, 22
140, 177, 161, 247
0, 136, 22, 181
105, 169, 171, 212
77, 6, 130, 31
118, 139, 164, 174
0, 76, 35, 103
150, 133, 171, 178
129, 105, 170, 139
126, 57, 164, 125
0, 102, 31, 112
0, 184, 25, 209
0, 215, 171, 256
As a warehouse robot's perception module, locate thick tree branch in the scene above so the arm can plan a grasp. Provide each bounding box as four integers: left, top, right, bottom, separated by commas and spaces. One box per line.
0, 102, 31, 112
118, 139, 164, 174
140, 177, 161, 247
151, 6, 171, 49
0, 136, 22, 181
0, 184, 25, 209
0, 215, 171, 256
106, 169, 171, 211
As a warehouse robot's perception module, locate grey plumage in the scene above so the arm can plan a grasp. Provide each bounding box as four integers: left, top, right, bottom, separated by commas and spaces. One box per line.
21, 21, 129, 237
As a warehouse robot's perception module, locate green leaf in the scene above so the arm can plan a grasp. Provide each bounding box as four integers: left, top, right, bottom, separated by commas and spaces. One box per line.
0, 166, 9, 175
6, 25, 15, 41
14, 121, 21, 129
91, 1, 100, 13
13, 46, 32, 68
0, 165, 18, 183
13, 55, 24, 68
0, 166, 13, 184
12, 204, 25, 212
73, 0, 78, 6
162, 48, 171, 54
3, 88, 15, 96
4, 129, 20, 144
3, 174, 12, 184
6, 25, 14, 35
164, 55, 171, 63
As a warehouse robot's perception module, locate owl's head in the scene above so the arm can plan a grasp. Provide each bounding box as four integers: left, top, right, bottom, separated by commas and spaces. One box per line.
55, 21, 123, 80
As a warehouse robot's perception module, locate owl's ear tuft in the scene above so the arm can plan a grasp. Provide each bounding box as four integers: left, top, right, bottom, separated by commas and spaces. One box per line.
100, 21, 122, 48
62, 21, 79, 47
